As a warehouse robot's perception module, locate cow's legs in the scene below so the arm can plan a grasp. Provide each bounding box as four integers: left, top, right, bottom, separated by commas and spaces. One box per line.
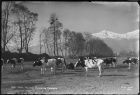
20, 64, 23, 71
53, 67, 56, 75
113, 62, 116, 67
98, 65, 102, 77
109, 64, 112, 67
50, 67, 55, 75
44, 67, 46, 71
41, 67, 43, 74
128, 63, 131, 69
11, 64, 16, 72
12, 64, 15, 68
84, 67, 88, 76
62, 64, 66, 73
42, 66, 45, 74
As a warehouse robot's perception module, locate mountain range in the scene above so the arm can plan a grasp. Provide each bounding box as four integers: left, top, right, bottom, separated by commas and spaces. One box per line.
92, 30, 139, 39
92, 29, 139, 54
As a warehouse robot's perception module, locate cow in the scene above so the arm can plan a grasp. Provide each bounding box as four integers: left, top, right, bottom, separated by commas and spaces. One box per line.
6, 58, 24, 70
16, 58, 24, 70
6, 58, 17, 68
33, 57, 50, 74
66, 62, 75, 70
103, 57, 117, 67
130, 57, 139, 64
123, 57, 138, 69
33, 57, 67, 75
74, 57, 104, 77
1, 58, 4, 71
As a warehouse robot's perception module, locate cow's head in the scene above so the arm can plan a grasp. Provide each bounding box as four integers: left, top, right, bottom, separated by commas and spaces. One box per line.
75, 59, 85, 68
33, 61, 37, 67
6, 59, 10, 64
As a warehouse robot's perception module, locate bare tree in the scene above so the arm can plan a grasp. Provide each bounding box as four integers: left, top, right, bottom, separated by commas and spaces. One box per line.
49, 13, 63, 56
12, 3, 38, 53
2, 2, 15, 53
23, 12, 38, 53
42, 27, 52, 55
63, 29, 71, 56
11, 3, 26, 53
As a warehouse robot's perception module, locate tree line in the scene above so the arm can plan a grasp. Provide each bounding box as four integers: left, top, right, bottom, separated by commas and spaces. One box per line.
2, 2, 114, 57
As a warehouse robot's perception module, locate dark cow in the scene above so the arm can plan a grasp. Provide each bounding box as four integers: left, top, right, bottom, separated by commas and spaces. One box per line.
33, 57, 67, 74
75, 57, 104, 77
103, 57, 117, 67
66, 62, 75, 70
7, 58, 24, 70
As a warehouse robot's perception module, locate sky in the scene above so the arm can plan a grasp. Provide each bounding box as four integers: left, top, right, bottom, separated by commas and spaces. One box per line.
15, 2, 139, 46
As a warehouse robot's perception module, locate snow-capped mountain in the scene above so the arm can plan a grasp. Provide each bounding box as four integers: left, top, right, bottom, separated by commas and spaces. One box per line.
91, 29, 139, 54
92, 30, 139, 39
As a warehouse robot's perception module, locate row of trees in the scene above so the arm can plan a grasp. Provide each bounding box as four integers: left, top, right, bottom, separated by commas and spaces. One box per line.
40, 13, 114, 57
2, 2, 38, 53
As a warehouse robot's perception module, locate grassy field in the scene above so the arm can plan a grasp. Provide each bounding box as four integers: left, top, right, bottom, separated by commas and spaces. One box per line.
1, 57, 139, 94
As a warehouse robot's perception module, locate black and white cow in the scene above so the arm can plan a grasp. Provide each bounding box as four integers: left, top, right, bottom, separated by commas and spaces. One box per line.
7, 58, 24, 70
33, 57, 48, 74
123, 57, 139, 69
75, 57, 104, 77
33, 57, 67, 74
130, 57, 139, 64
103, 57, 117, 67
6, 58, 17, 68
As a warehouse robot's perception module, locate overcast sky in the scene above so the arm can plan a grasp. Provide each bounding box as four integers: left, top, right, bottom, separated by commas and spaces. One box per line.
19, 2, 139, 46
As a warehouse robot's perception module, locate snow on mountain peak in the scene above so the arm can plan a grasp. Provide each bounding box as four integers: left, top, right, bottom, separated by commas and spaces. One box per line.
92, 29, 139, 39
125, 30, 139, 39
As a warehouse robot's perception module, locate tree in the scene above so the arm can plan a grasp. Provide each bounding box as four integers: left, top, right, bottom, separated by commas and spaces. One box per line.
49, 13, 63, 56
42, 27, 52, 55
2, 2, 15, 53
23, 12, 38, 53
67, 31, 76, 56
12, 3, 38, 53
63, 29, 71, 56
11, 3, 26, 53
55, 29, 62, 56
